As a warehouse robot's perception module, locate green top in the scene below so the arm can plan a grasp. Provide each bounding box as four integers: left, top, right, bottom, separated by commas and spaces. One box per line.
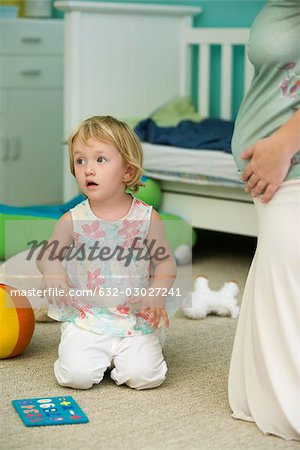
232, 0, 300, 180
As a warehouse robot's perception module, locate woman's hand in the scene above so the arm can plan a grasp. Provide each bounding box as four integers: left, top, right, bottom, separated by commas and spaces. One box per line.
241, 135, 292, 203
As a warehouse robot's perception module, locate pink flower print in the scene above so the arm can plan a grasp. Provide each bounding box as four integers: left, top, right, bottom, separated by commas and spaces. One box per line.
137, 310, 150, 321
134, 199, 147, 207
71, 297, 94, 320
279, 62, 296, 72
279, 77, 289, 97
73, 232, 81, 245
86, 268, 105, 290
116, 302, 130, 315
290, 80, 300, 98
278, 62, 300, 99
82, 221, 105, 239
118, 219, 142, 247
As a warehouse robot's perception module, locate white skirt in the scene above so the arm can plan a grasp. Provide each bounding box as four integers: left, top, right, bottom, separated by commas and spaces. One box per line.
228, 180, 300, 441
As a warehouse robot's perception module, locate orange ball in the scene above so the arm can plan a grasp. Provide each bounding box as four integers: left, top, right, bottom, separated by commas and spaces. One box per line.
0, 284, 35, 359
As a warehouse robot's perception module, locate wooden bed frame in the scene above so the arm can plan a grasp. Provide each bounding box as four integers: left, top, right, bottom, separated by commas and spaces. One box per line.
56, 1, 257, 237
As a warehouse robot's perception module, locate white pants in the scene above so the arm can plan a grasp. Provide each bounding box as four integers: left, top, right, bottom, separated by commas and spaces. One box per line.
228, 180, 300, 441
54, 323, 167, 390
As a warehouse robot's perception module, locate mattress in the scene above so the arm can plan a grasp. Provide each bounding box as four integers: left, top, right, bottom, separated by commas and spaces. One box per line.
142, 143, 243, 187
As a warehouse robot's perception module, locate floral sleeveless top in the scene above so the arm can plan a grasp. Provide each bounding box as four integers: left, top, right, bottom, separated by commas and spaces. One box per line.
48, 197, 178, 337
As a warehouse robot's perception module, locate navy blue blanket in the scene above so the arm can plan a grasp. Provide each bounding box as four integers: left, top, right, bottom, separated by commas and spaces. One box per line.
134, 118, 234, 153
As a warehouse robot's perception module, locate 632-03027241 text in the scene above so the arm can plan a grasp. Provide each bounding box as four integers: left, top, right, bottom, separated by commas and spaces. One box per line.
9, 287, 183, 299
94, 287, 182, 297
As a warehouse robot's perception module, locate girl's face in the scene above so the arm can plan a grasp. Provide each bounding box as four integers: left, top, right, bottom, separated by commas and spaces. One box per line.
73, 136, 131, 202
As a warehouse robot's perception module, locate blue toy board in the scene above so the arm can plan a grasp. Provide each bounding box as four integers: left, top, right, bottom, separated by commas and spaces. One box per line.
12, 396, 89, 427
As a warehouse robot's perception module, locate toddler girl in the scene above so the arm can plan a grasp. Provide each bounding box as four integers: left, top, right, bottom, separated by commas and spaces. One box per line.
37, 115, 177, 390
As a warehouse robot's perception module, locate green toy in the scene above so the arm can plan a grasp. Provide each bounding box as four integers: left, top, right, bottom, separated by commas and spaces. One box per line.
159, 212, 196, 251
0, 215, 56, 260
134, 176, 162, 210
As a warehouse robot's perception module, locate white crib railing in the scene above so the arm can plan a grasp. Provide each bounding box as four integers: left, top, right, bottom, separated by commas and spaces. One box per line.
180, 28, 254, 120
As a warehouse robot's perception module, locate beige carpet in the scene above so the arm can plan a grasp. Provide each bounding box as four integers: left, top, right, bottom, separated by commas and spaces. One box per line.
1, 231, 299, 450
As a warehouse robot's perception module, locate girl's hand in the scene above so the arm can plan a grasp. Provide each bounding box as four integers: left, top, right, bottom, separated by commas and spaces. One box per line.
128, 295, 169, 329
241, 136, 292, 203
138, 307, 169, 329
41, 266, 74, 306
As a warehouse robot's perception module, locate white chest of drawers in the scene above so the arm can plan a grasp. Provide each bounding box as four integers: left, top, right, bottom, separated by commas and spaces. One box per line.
0, 19, 63, 205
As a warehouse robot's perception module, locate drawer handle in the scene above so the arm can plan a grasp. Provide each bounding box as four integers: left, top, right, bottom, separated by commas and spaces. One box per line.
21, 37, 42, 44
20, 69, 42, 77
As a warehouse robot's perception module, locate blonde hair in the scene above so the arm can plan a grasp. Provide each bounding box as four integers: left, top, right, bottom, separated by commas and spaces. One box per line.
68, 115, 144, 193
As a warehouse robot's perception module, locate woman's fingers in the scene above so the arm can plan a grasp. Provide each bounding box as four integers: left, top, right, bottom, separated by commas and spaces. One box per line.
245, 173, 259, 192
244, 177, 279, 202
240, 146, 254, 162
251, 179, 268, 197
261, 183, 280, 203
